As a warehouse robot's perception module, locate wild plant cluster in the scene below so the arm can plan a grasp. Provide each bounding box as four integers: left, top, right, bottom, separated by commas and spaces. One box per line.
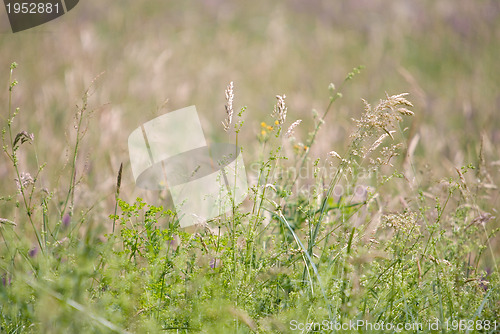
1, 63, 498, 333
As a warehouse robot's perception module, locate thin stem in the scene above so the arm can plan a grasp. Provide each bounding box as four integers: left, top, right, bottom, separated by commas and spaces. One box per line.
4, 64, 44, 253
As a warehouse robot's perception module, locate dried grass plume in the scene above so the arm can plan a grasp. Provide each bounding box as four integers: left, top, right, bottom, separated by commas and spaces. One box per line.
222, 81, 234, 131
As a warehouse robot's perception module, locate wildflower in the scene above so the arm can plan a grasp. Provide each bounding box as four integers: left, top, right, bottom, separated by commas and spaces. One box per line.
222, 81, 234, 131
293, 143, 308, 153
2, 274, 11, 286
62, 213, 71, 228
210, 258, 222, 269
258, 121, 274, 142
285, 119, 302, 138
28, 246, 38, 258
480, 267, 492, 291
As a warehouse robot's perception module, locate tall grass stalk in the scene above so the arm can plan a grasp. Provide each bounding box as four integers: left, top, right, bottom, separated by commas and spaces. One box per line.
2, 62, 43, 253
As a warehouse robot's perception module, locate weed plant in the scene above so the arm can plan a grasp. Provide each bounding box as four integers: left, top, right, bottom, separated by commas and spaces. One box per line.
0, 63, 498, 333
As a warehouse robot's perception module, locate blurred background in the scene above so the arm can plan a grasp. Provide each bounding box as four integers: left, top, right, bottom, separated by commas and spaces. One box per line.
0, 0, 499, 228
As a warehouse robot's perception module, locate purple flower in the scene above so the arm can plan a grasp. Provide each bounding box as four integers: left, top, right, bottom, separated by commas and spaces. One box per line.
209, 258, 222, 269
480, 267, 492, 291
2, 274, 11, 286
28, 247, 38, 258
62, 213, 71, 228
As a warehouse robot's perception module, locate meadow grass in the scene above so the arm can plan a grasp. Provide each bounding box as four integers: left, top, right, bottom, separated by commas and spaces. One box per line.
1, 2, 499, 332
0, 62, 498, 333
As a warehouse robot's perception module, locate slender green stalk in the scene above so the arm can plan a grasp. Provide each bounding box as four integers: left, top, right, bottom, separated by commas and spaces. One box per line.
3, 63, 43, 253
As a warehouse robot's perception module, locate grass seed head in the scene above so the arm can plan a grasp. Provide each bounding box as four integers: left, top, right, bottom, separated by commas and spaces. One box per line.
285, 119, 301, 138
15, 172, 34, 192
222, 81, 234, 131
272, 94, 287, 126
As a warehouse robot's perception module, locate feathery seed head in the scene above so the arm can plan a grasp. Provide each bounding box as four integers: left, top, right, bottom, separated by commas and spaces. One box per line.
222, 81, 234, 131
354, 93, 414, 136
15, 172, 34, 192
285, 119, 302, 138
272, 94, 287, 126
328, 150, 342, 160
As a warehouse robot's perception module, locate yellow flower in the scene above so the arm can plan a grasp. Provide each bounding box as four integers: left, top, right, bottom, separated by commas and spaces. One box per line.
261, 122, 267, 127
261, 130, 267, 135
274, 120, 279, 125
267, 126, 273, 131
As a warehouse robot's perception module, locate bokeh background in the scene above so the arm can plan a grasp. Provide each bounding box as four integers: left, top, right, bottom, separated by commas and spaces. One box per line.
1, 0, 499, 238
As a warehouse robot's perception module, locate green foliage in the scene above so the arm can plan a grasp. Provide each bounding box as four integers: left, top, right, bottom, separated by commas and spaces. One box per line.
1, 63, 498, 333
